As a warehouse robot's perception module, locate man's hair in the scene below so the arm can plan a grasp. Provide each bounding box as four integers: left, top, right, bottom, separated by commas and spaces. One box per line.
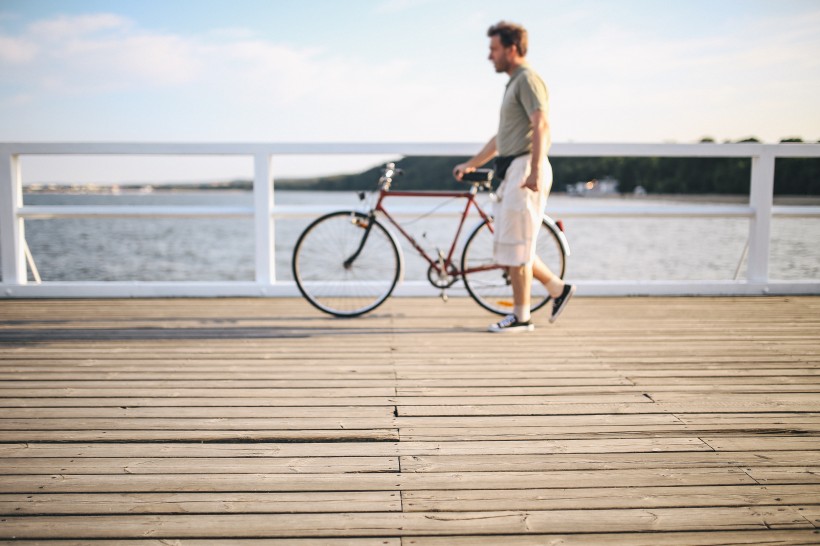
487, 21, 528, 57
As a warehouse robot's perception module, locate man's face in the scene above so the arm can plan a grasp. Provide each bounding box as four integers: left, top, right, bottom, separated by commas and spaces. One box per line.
488, 35, 514, 73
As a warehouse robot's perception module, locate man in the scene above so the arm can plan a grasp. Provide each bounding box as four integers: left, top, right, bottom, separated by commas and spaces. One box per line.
453, 21, 574, 333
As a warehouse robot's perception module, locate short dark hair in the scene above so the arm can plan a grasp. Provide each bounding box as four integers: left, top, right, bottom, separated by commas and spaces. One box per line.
488, 21, 528, 57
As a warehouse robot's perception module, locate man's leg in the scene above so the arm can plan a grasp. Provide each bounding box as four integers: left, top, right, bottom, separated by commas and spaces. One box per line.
487, 263, 536, 332
533, 255, 575, 323
508, 264, 532, 322
532, 255, 565, 298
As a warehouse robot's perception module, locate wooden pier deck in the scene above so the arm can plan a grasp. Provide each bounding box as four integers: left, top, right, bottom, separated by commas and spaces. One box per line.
0, 296, 818, 544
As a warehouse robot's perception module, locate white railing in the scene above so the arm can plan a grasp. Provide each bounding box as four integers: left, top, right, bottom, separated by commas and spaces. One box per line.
1, 142, 819, 298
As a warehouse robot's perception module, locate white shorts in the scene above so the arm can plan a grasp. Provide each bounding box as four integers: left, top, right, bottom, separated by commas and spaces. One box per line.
493, 155, 552, 267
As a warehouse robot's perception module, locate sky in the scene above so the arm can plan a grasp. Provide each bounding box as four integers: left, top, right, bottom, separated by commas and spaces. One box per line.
1, 0, 819, 183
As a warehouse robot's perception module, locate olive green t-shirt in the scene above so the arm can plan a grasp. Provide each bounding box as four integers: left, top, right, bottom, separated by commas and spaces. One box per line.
496, 65, 549, 157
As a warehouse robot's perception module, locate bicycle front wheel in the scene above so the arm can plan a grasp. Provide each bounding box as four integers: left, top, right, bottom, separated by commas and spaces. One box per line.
292, 211, 402, 317
461, 217, 567, 316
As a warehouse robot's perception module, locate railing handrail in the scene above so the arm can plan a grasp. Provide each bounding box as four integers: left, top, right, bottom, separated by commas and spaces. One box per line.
2, 141, 820, 298
3, 141, 820, 157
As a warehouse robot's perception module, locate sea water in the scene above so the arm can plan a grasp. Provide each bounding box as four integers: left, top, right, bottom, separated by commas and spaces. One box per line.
19, 191, 820, 283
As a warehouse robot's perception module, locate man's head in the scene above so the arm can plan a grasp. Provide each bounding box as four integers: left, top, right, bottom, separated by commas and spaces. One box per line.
487, 21, 528, 74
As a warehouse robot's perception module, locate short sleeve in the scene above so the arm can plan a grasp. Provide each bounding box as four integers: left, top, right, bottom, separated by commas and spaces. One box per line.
517, 70, 549, 118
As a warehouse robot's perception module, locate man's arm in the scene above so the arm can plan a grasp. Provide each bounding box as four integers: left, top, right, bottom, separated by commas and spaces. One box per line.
521, 109, 548, 192
453, 136, 497, 181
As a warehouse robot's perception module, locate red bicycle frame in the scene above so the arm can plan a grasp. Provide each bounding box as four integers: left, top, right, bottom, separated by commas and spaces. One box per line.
371, 186, 501, 278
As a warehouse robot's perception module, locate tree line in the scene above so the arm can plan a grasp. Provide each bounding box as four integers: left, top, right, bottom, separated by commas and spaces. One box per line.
278, 137, 820, 195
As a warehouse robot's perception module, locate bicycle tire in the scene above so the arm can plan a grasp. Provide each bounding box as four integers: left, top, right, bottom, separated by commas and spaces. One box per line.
292, 211, 402, 317
461, 217, 567, 316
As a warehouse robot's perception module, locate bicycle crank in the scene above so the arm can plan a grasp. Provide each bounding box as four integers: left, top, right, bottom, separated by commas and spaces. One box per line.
426, 264, 458, 290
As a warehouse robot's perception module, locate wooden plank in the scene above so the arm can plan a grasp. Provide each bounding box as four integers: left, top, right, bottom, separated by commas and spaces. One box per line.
395, 425, 820, 442
398, 383, 820, 394
745, 467, 820, 484
398, 451, 820, 473
0, 406, 395, 418
400, 531, 820, 545
0, 378, 403, 386
0, 396, 398, 407
0, 437, 712, 458
0, 468, 757, 494
0, 387, 397, 397
0, 491, 401, 515
0, 456, 400, 474
0, 418, 395, 430
392, 402, 820, 415
0, 507, 811, 538
795, 505, 820, 528
622, 369, 820, 377
394, 394, 655, 406
701, 436, 820, 451
396, 404, 665, 416
0, 537, 402, 546
677, 413, 820, 424
16, 448, 813, 475
0, 429, 399, 442
395, 415, 683, 426
402, 484, 820, 511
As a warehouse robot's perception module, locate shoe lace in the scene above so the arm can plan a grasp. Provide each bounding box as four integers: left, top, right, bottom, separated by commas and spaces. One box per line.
499, 314, 517, 327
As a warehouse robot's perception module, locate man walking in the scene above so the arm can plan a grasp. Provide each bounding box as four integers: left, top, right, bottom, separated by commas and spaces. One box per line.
453, 21, 574, 332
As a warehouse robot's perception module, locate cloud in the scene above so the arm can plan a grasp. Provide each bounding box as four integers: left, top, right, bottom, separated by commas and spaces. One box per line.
0, 35, 36, 63
540, 6, 820, 143
0, 12, 475, 141
0, 92, 32, 107
0, 13, 201, 93
0, 13, 414, 101
8, 5, 816, 145
27, 13, 129, 39
375, 0, 439, 14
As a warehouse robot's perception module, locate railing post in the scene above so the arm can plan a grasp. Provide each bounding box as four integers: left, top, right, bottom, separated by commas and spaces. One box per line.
746, 147, 775, 285
0, 152, 27, 288
253, 152, 275, 286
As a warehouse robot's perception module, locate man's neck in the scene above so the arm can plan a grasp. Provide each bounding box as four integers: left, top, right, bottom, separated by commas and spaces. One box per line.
506, 59, 526, 76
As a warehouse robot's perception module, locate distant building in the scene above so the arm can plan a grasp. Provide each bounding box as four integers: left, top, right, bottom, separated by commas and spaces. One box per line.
566, 177, 619, 196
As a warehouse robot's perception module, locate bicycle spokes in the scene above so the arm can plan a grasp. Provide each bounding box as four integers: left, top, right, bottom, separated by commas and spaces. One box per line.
292, 211, 402, 317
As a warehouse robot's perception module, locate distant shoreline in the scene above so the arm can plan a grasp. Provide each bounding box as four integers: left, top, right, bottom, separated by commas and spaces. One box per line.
21, 185, 820, 206
577, 193, 820, 206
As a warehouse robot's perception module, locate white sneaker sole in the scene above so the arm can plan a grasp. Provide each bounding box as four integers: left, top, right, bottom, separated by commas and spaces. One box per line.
487, 323, 535, 333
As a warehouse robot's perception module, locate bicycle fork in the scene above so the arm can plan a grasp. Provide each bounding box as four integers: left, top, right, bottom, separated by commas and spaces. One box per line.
343, 213, 375, 269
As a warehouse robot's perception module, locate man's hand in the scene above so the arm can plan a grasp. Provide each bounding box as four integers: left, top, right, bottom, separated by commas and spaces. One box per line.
521, 168, 540, 192
454, 136, 497, 182
453, 163, 475, 181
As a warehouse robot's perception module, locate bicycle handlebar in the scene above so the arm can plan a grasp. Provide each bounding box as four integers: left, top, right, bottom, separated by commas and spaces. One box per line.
378, 163, 493, 191
461, 169, 495, 183
381, 163, 403, 178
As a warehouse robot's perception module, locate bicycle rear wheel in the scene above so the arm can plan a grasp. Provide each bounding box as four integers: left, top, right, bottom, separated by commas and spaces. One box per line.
292, 211, 402, 317
461, 217, 566, 316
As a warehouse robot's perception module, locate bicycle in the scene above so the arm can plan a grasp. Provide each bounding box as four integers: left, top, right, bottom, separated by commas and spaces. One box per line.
292, 163, 571, 317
